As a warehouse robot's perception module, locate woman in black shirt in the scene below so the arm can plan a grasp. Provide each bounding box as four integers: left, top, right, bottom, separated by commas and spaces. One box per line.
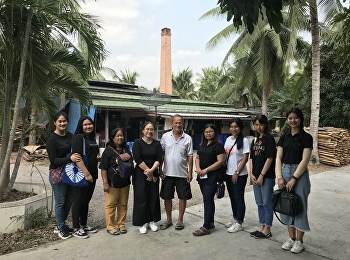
193, 124, 225, 236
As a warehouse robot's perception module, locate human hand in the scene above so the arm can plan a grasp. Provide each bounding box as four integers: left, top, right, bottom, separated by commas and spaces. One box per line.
159, 170, 165, 180
103, 183, 109, 193
70, 153, 82, 162
187, 172, 193, 183
250, 174, 257, 185
277, 178, 285, 189
231, 173, 238, 184
285, 179, 296, 192
96, 154, 101, 162
85, 174, 93, 183
256, 175, 264, 186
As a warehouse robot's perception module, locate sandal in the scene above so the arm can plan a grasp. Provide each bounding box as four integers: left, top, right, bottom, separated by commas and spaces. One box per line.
160, 222, 173, 230
107, 228, 120, 235
193, 227, 211, 236
209, 223, 215, 230
120, 227, 127, 234
175, 223, 184, 230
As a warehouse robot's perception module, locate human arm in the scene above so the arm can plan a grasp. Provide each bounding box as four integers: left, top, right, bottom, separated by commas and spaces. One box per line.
249, 158, 257, 185
256, 157, 273, 186
276, 146, 285, 188
187, 155, 193, 183
285, 148, 312, 192
231, 153, 249, 183
101, 169, 109, 193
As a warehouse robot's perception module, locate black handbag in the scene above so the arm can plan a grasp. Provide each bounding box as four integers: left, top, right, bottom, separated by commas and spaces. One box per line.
273, 189, 302, 225
216, 182, 225, 199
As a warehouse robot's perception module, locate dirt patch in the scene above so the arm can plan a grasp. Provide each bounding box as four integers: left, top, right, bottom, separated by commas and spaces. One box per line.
0, 189, 36, 203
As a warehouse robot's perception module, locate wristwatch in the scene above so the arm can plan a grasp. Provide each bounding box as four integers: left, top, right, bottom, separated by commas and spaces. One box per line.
292, 176, 298, 180
235, 170, 239, 175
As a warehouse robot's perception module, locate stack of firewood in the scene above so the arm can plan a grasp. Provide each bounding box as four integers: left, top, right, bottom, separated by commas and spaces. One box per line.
305, 127, 350, 166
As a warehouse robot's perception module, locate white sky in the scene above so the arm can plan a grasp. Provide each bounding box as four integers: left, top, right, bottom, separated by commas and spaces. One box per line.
81, 0, 234, 89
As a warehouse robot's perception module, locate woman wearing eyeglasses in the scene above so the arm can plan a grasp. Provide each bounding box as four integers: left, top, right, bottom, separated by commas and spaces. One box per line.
193, 124, 225, 236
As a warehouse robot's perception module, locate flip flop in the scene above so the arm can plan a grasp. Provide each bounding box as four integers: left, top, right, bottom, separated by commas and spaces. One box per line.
160, 222, 173, 230
193, 227, 210, 236
120, 227, 127, 234
175, 223, 184, 230
107, 228, 120, 235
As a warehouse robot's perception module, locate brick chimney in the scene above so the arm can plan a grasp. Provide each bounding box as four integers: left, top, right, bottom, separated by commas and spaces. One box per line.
160, 28, 172, 95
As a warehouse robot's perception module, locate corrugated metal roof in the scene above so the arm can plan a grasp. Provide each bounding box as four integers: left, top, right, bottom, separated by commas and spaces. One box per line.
149, 112, 252, 119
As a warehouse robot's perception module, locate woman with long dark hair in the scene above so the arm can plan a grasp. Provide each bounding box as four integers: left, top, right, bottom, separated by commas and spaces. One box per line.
100, 128, 132, 235
224, 118, 250, 233
46, 111, 81, 239
132, 122, 162, 234
276, 107, 312, 253
71, 116, 99, 238
193, 124, 225, 236
249, 115, 276, 239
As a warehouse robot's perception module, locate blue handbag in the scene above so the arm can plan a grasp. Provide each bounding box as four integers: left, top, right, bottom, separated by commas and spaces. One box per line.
62, 137, 89, 187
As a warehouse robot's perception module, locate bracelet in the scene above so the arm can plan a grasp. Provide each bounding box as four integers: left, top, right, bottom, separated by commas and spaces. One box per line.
260, 173, 265, 177
292, 176, 298, 180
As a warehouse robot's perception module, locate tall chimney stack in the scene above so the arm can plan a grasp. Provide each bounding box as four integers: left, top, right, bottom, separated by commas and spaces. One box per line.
160, 28, 172, 95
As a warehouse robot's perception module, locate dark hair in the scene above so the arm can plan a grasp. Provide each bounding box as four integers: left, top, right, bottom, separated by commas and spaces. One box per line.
200, 124, 219, 146
171, 114, 183, 123
107, 128, 127, 149
286, 107, 304, 130
53, 111, 69, 123
73, 116, 95, 138
253, 115, 269, 137
230, 118, 244, 150
142, 121, 155, 131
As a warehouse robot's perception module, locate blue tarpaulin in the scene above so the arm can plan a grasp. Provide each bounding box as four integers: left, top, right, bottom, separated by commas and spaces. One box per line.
67, 101, 96, 133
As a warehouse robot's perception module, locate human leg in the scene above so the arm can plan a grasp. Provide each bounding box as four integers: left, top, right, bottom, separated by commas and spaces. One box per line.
253, 184, 265, 229
160, 177, 175, 225
260, 177, 275, 234
71, 186, 88, 230
104, 186, 119, 231
231, 174, 248, 224
80, 180, 96, 227
116, 185, 130, 229
199, 183, 217, 230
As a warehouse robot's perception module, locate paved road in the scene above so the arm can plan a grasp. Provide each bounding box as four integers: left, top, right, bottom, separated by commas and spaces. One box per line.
5, 163, 350, 260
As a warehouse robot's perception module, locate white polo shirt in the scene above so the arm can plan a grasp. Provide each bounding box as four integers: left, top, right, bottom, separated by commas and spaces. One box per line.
161, 130, 193, 178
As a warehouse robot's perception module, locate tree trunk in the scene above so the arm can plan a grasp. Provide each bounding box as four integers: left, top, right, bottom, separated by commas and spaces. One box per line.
28, 108, 37, 145
0, 8, 33, 198
309, 0, 320, 165
261, 70, 272, 116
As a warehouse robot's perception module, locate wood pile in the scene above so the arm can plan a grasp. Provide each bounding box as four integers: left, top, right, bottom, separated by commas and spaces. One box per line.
305, 127, 350, 166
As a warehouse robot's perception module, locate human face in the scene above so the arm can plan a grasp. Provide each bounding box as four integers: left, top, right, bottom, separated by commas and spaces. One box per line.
143, 123, 154, 138
204, 127, 215, 141
113, 130, 124, 147
171, 116, 183, 134
254, 121, 266, 137
54, 115, 68, 133
230, 122, 241, 138
82, 119, 94, 135
287, 112, 301, 130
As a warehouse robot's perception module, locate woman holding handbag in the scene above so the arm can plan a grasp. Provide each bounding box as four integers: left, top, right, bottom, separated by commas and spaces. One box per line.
276, 107, 313, 254
99, 128, 132, 235
224, 118, 250, 233
132, 122, 162, 234
71, 116, 99, 238
46, 111, 81, 239
193, 124, 225, 236
249, 115, 276, 239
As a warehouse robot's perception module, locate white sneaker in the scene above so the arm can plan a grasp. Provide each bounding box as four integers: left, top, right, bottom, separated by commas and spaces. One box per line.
139, 223, 149, 234
291, 240, 305, 253
227, 222, 243, 233
282, 238, 295, 250
53, 226, 59, 234
224, 219, 237, 228
149, 221, 158, 232
73, 228, 89, 239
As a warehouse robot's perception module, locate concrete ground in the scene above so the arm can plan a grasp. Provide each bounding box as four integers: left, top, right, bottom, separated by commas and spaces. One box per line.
2, 163, 350, 260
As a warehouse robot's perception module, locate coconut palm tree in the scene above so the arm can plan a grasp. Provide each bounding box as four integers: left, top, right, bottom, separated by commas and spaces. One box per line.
0, 0, 107, 197
172, 68, 197, 100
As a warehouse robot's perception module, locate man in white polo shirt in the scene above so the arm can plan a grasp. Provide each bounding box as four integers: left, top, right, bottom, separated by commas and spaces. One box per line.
159, 114, 193, 230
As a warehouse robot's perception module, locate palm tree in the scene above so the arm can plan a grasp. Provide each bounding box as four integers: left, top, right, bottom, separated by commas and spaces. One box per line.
196, 66, 223, 101
0, 0, 106, 197
172, 68, 197, 99
100, 67, 140, 85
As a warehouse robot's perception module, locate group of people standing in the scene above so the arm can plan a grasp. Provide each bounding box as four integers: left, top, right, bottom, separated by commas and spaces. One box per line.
47, 108, 312, 254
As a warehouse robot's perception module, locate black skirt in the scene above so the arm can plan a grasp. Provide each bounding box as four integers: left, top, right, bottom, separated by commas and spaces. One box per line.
132, 167, 161, 226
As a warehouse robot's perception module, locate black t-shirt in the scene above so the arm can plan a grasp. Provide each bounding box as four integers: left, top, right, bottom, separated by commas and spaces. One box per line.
196, 141, 225, 185
133, 138, 162, 177
250, 135, 276, 179
99, 145, 132, 188
46, 131, 73, 169
71, 134, 99, 180
277, 130, 313, 164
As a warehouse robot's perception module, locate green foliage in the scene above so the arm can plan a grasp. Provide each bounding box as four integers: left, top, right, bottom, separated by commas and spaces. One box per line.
172, 68, 197, 100
216, 0, 284, 33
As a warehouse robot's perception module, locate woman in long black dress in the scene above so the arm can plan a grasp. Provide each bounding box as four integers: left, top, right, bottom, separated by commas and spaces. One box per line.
132, 121, 162, 234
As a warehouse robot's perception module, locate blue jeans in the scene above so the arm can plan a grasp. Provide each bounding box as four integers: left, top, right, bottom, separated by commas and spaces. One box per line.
199, 183, 217, 230
226, 174, 248, 224
253, 177, 275, 227
49, 173, 73, 229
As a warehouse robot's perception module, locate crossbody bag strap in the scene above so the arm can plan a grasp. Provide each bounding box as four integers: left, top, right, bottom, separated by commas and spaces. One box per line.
226, 140, 237, 164
109, 145, 124, 155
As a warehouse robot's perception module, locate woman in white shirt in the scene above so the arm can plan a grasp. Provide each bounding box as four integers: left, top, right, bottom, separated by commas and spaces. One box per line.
224, 118, 250, 233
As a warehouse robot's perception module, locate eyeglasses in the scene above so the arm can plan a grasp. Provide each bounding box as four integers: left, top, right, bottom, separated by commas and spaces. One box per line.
204, 131, 214, 134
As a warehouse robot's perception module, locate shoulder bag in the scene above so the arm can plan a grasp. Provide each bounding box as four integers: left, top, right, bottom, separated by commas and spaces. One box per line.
109, 146, 134, 180
62, 137, 89, 187
49, 166, 63, 184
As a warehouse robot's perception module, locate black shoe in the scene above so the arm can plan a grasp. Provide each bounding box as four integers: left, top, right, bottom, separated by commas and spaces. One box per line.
84, 225, 98, 233
254, 231, 272, 239
64, 225, 74, 234
58, 226, 72, 240
250, 230, 260, 237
